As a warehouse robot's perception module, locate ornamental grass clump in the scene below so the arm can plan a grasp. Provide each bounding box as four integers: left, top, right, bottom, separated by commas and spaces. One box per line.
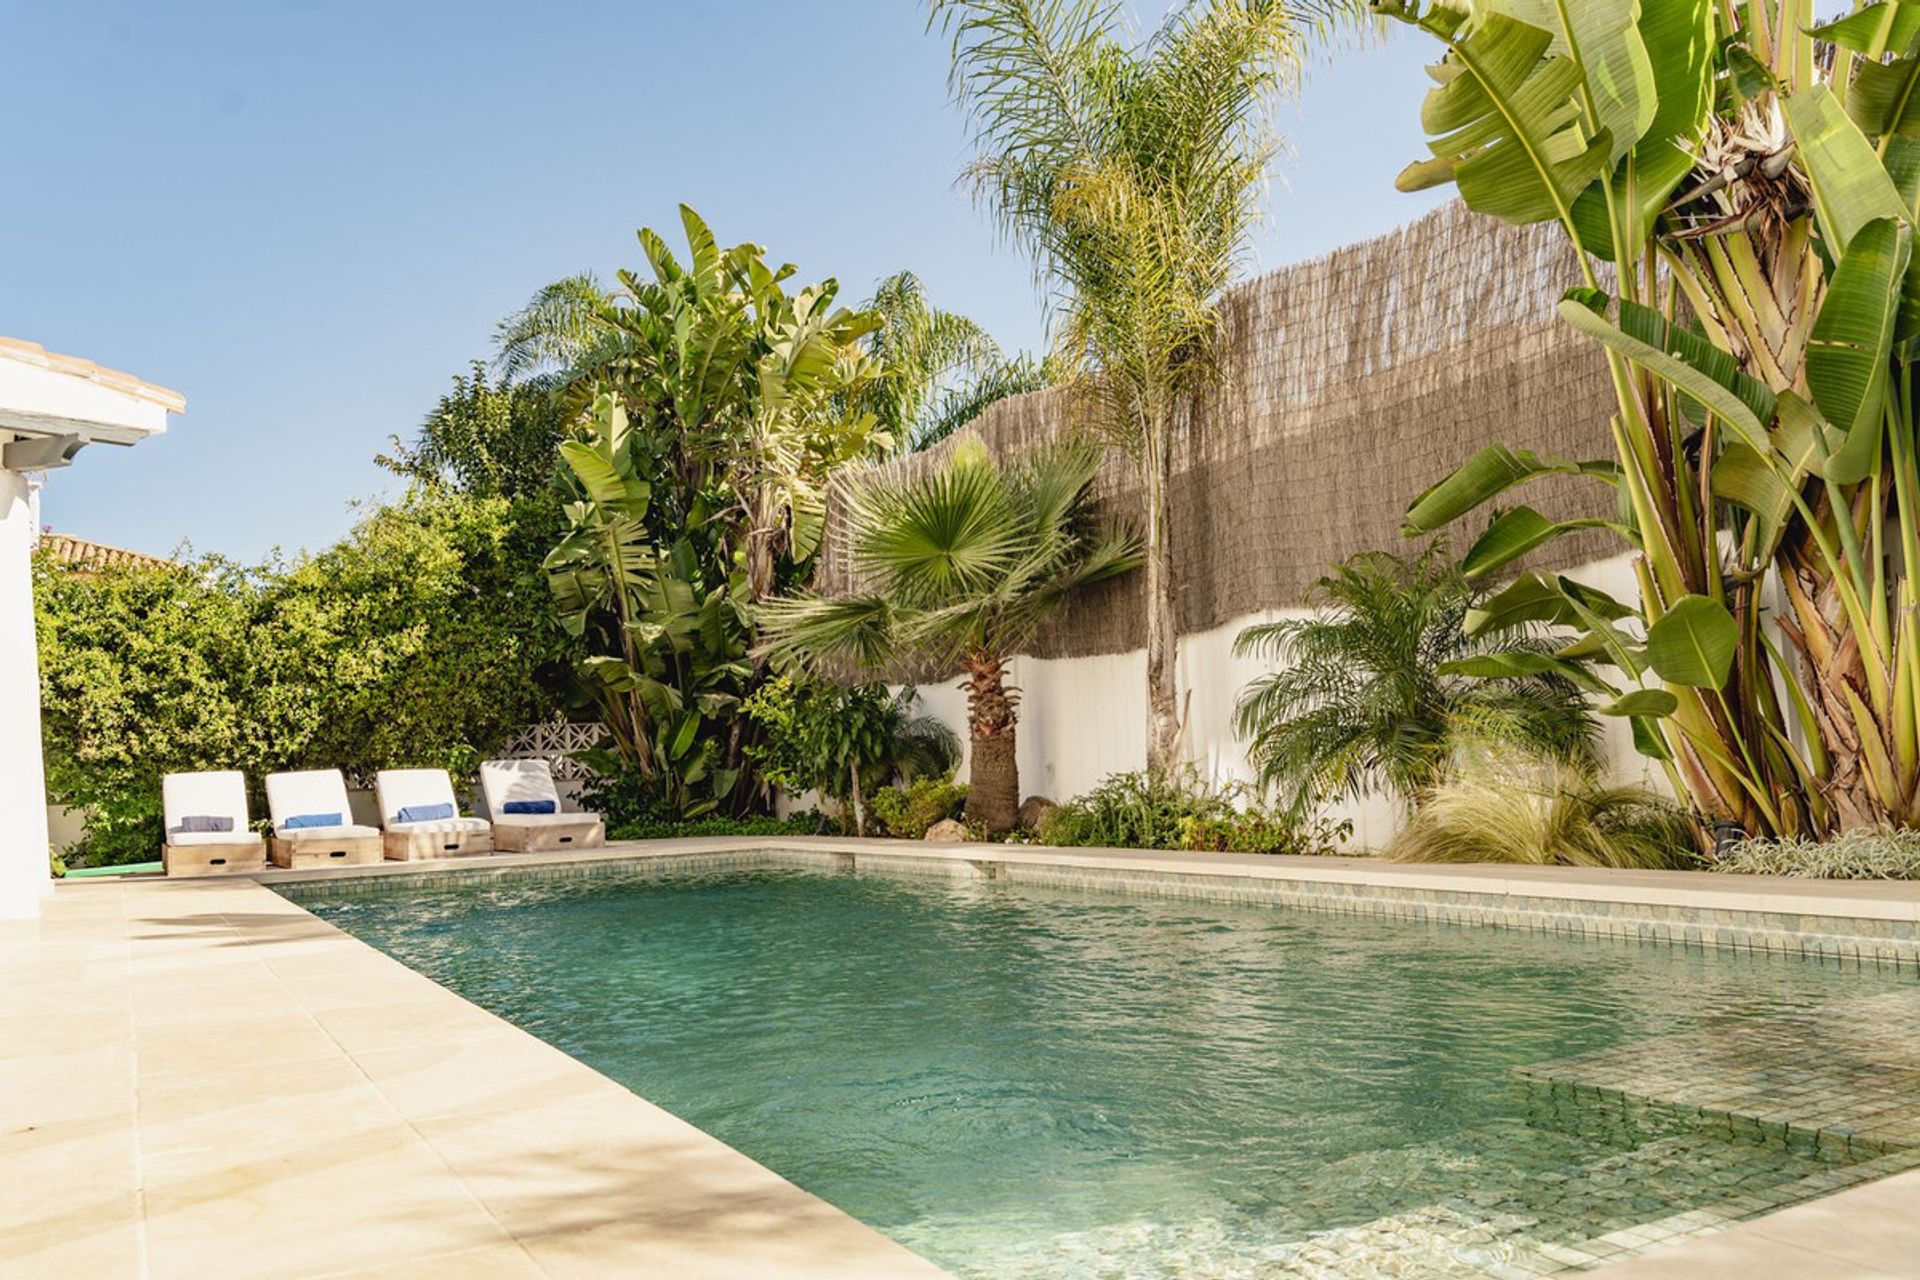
1714, 831, 1920, 881
1387, 771, 1698, 871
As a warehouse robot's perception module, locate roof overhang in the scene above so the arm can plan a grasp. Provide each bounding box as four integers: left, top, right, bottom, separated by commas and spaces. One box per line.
0, 337, 182, 471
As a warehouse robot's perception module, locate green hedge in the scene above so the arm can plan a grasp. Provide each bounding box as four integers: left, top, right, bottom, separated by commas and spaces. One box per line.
36, 491, 567, 866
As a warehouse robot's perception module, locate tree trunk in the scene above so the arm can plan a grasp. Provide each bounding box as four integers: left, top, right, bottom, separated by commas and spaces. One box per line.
961, 647, 1020, 835
966, 731, 1019, 836
1142, 409, 1183, 773
849, 759, 867, 837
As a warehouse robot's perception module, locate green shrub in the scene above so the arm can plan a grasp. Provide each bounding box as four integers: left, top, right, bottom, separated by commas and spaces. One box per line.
741, 675, 958, 834
1387, 771, 1698, 870
1036, 768, 1346, 856
1178, 810, 1349, 857
1713, 830, 1920, 880
607, 813, 822, 842
870, 778, 969, 839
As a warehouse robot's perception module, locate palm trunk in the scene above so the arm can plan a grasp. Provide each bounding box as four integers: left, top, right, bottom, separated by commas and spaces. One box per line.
1143, 408, 1182, 773
849, 759, 867, 837
961, 647, 1020, 835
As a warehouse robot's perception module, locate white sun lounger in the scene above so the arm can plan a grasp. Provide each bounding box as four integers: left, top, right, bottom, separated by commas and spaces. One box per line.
479, 758, 605, 853
160, 770, 267, 876
373, 768, 494, 861
263, 769, 383, 869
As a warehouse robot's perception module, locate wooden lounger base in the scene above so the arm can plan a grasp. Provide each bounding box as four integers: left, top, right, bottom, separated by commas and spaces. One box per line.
492, 818, 606, 853
162, 839, 268, 877
382, 829, 494, 861
270, 834, 385, 870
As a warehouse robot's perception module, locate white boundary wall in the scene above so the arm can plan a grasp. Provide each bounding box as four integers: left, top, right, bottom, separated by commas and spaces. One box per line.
911, 551, 1668, 850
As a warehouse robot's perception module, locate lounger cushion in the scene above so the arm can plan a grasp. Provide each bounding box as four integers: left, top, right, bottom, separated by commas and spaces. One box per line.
480, 759, 563, 816
174, 814, 235, 834
491, 811, 600, 828
162, 771, 251, 836
278, 823, 383, 841
502, 799, 557, 815
266, 770, 357, 832
282, 812, 344, 830
374, 768, 472, 827
167, 830, 262, 847
386, 815, 490, 833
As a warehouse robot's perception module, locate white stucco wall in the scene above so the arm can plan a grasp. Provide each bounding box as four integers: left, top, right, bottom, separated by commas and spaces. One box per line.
0, 465, 54, 915
912, 551, 1667, 851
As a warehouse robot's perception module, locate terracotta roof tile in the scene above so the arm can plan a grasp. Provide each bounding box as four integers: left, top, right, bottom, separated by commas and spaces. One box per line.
35, 533, 177, 573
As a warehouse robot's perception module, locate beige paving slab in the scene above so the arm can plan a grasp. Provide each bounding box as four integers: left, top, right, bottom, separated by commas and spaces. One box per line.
0, 1215, 143, 1280
1589, 1166, 1920, 1278
312, 1240, 548, 1279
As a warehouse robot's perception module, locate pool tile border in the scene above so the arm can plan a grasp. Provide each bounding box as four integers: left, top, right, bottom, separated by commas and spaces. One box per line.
271, 839, 1920, 973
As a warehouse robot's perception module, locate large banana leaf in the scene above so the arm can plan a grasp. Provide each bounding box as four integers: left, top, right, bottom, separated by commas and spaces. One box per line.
1644, 594, 1738, 688
1602, 688, 1678, 717
1387, 6, 1612, 227
1570, 0, 1713, 255
1556, 293, 1773, 451
1710, 392, 1823, 561
1505, 0, 1653, 166
1404, 443, 1615, 534
1463, 570, 1636, 635
1459, 506, 1625, 579
1814, 0, 1920, 58
1806, 216, 1910, 482
1818, 1, 1920, 140
1785, 87, 1909, 255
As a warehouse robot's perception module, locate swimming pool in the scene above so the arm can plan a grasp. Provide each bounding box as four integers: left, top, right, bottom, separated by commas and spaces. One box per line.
292, 860, 1920, 1278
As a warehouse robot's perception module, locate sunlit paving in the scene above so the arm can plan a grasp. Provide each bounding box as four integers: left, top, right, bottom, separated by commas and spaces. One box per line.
6, 3, 1920, 1278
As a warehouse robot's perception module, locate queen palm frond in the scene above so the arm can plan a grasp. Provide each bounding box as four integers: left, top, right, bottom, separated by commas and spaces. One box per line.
494, 272, 622, 383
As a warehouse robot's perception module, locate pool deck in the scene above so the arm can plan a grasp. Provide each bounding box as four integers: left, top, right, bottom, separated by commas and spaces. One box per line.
6, 837, 1920, 1279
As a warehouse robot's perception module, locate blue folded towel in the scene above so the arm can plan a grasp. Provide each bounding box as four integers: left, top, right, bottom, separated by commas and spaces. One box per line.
396, 802, 455, 823
174, 815, 234, 834
502, 799, 557, 815
282, 812, 343, 830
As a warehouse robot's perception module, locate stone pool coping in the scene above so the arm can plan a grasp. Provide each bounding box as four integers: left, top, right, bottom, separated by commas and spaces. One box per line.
8, 837, 1920, 1279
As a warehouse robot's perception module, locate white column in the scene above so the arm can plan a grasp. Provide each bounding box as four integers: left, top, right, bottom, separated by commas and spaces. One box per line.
0, 463, 52, 918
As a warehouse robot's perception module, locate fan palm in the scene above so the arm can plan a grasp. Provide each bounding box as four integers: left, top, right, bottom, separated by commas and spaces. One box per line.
932, 0, 1363, 773
1233, 545, 1600, 815
758, 436, 1141, 832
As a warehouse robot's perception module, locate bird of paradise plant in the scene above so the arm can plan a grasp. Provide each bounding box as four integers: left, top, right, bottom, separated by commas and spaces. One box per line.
1378, 0, 1920, 840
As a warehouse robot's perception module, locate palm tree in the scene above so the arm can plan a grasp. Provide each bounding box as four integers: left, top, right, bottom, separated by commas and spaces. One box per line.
932, 0, 1360, 774
492, 272, 616, 384
1232, 545, 1600, 816
757, 436, 1141, 833
860, 271, 1052, 454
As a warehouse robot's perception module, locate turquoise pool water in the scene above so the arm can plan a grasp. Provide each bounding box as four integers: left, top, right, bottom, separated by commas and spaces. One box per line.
295, 863, 1915, 1278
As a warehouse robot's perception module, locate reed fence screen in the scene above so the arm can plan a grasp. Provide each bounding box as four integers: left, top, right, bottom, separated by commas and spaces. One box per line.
818, 201, 1620, 660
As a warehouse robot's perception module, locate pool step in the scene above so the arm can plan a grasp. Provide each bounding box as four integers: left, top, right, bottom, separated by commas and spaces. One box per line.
1513, 989, 1920, 1159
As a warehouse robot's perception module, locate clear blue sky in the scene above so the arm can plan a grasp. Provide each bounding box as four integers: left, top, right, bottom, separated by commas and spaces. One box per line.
5, 3, 1451, 562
